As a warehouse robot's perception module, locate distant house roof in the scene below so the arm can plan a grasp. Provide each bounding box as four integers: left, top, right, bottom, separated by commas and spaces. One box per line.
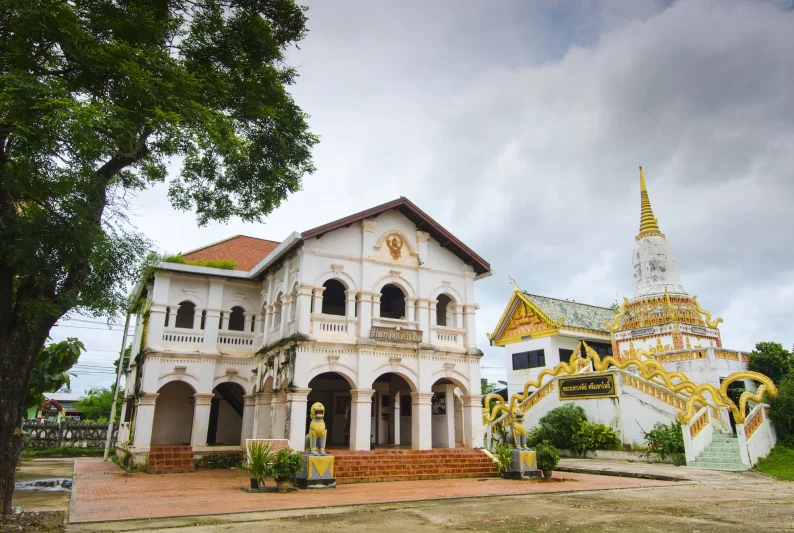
522, 293, 614, 333
182, 235, 281, 271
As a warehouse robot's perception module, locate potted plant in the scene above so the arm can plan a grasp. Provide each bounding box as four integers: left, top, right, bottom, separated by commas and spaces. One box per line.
245, 441, 273, 490
535, 441, 559, 479
493, 442, 514, 479
271, 448, 303, 493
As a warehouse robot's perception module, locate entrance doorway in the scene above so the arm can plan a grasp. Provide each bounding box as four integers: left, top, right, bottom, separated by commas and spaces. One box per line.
371, 373, 413, 447
207, 382, 244, 445
307, 372, 353, 449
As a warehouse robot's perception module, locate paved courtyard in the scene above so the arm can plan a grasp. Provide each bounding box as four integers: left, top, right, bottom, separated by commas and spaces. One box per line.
69, 459, 675, 523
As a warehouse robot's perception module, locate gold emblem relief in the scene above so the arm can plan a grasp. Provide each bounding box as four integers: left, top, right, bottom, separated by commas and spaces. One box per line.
386, 235, 403, 260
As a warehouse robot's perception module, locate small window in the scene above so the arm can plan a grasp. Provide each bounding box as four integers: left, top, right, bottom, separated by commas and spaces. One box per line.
559, 348, 574, 361
228, 306, 245, 331
512, 352, 529, 370
528, 349, 546, 368
200, 310, 207, 330
250, 314, 256, 332
164, 307, 170, 327
218, 311, 224, 330
589, 341, 613, 356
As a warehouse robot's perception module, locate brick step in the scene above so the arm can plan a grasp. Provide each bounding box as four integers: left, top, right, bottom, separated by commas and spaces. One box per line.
337, 472, 500, 484
332, 449, 498, 483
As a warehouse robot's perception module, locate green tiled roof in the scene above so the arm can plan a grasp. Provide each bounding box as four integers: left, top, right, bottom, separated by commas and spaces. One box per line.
523, 293, 614, 333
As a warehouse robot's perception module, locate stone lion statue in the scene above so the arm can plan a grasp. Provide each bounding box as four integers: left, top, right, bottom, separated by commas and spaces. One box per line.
506, 406, 529, 450
305, 402, 328, 455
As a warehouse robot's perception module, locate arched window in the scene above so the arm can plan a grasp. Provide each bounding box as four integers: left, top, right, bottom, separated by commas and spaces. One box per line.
250, 314, 256, 332
289, 286, 298, 321
321, 279, 346, 316
228, 306, 246, 331
273, 293, 283, 328
218, 311, 224, 330
380, 284, 406, 320
164, 307, 171, 327
200, 310, 207, 330
174, 301, 196, 329
436, 294, 453, 327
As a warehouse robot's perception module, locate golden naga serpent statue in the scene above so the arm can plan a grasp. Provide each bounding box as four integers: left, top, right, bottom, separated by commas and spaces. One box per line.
483, 342, 778, 426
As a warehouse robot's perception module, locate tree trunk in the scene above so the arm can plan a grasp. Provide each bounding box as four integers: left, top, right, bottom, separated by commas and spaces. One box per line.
0, 326, 52, 514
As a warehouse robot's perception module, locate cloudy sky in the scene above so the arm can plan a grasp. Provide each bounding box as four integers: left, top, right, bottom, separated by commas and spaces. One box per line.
52, 0, 794, 394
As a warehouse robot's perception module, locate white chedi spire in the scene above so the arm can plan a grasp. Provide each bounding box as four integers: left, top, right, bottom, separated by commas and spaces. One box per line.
631, 167, 687, 300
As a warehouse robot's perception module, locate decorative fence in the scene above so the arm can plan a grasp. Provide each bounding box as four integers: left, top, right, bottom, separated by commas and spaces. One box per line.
23, 421, 119, 449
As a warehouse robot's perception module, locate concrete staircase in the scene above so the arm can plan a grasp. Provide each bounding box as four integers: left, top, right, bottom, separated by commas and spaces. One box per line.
333, 449, 499, 484
688, 432, 747, 471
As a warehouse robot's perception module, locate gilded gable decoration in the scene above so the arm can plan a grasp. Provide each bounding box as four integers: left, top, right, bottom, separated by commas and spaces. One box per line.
373, 230, 419, 261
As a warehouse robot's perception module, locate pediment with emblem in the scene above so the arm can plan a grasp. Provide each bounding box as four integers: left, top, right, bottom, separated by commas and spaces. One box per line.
488, 292, 559, 346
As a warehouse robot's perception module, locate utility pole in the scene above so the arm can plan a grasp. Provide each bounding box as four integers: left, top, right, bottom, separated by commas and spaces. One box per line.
103, 312, 131, 461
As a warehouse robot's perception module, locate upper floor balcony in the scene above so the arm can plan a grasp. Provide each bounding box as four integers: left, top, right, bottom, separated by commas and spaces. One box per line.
152, 278, 474, 355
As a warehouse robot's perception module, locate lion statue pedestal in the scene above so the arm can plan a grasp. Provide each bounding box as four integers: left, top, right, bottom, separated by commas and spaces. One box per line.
296, 402, 337, 489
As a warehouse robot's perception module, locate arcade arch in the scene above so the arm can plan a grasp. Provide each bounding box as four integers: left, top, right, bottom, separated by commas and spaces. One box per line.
151, 381, 195, 446
307, 372, 353, 449
207, 382, 245, 445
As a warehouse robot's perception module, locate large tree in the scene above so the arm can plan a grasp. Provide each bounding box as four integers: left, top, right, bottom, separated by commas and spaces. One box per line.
748, 342, 793, 385
0, 0, 317, 513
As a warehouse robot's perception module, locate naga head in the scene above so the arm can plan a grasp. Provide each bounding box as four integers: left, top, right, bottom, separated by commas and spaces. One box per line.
310, 402, 325, 420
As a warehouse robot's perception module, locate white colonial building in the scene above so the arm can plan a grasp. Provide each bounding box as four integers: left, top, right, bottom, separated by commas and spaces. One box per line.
117, 198, 491, 469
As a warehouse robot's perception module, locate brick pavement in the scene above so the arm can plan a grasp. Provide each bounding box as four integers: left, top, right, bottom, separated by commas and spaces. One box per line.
70, 459, 675, 523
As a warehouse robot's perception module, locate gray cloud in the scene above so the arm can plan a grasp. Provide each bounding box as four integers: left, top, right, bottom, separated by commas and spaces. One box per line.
60, 0, 794, 393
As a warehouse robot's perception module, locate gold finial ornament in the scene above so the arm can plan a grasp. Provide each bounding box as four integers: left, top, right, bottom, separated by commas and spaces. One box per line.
637, 166, 665, 240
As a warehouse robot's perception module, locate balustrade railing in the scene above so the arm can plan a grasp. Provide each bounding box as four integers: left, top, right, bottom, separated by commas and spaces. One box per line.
431, 326, 465, 346
162, 328, 204, 345
217, 330, 255, 348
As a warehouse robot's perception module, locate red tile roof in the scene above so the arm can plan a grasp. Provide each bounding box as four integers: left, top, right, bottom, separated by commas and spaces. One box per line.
182, 235, 281, 271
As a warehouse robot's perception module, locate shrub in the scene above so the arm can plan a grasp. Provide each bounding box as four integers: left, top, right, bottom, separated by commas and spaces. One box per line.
535, 441, 560, 471
571, 420, 620, 457
161, 255, 237, 270
492, 442, 513, 473
536, 404, 587, 449
642, 420, 685, 464
195, 453, 243, 470
769, 374, 794, 441
271, 448, 304, 482
244, 442, 274, 485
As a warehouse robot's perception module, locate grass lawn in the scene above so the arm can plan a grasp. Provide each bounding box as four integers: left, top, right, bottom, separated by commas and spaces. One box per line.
754, 444, 794, 481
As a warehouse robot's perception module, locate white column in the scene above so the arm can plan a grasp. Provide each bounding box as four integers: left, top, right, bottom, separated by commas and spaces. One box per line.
430, 300, 438, 327
405, 297, 416, 322
312, 287, 325, 315
350, 389, 374, 451
147, 305, 167, 352
297, 284, 313, 335
417, 299, 430, 343
462, 395, 484, 449
241, 394, 256, 443
359, 292, 373, 338
444, 385, 455, 449
345, 290, 357, 318
193, 308, 203, 332
253, 392, 272, 439
372, 293, 381, 319
454, 304, 463, 330
286, 389, 310, 451
202, 310, 220, 352
454, 394, 464, 447
464, 305, 477, 349
411, 392, 433, 450
190, 393, 214, 448
131, 393, 159, 450
393, 392, 401, 446
271, 390, 287, 439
